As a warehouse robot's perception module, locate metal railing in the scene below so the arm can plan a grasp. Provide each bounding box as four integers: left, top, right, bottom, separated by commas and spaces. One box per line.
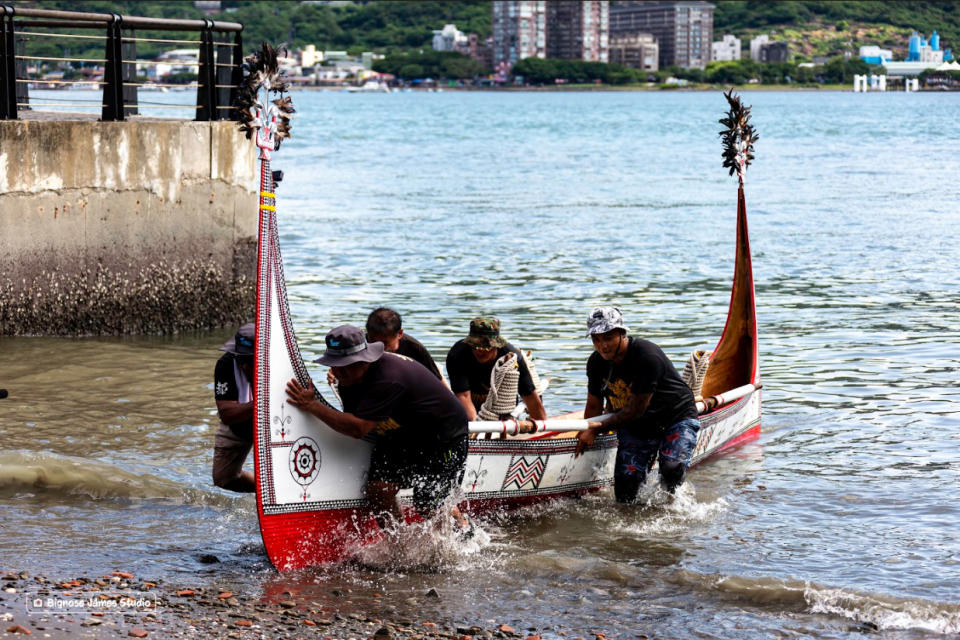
0, 6, 243, 121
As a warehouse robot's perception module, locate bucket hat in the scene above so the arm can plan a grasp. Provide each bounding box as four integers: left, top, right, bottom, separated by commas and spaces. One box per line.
315, 325, 385, 366
221, 322, 255, 356
585, 307, 629, 337
464, 316, 507, 349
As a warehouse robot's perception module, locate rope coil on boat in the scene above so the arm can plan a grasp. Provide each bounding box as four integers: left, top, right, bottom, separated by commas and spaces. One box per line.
682, 349, 711, 397
478, 352, 521, 420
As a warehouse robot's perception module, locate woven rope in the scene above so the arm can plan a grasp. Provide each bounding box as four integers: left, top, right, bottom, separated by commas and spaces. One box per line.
681, 349, 711, 397
522, 350, 545, 395
477, 352, 520, 420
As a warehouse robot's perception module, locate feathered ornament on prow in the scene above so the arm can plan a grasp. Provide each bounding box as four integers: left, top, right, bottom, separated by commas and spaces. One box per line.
235, 42, 296, 154
718, 89, 757, 185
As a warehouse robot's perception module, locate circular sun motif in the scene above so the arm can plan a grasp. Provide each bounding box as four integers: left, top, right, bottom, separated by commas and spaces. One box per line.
288, 437, 321, 486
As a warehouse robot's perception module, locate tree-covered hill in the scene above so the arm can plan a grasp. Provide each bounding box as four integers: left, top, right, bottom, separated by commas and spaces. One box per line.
8, 0, 960, 61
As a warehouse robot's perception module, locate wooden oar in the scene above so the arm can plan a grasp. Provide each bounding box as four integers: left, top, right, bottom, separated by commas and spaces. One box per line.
467, 383, 760, 436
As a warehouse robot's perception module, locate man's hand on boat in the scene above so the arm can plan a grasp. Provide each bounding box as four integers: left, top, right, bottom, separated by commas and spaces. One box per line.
574, 422, 605, 457
286, 377, 318, 411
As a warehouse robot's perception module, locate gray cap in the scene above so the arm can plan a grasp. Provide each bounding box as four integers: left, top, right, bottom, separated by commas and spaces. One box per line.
221, 322, 255, 355
315, 325, 385, 366
585, 307, 628, 337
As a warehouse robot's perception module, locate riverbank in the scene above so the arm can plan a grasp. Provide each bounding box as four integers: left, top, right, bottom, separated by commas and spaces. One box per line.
0, 571, 620, 639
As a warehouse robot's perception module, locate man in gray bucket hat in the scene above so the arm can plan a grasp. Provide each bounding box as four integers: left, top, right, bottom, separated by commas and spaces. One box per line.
286, 325, 470, 530
212, 322, 256, 493
575, 307, 701, 500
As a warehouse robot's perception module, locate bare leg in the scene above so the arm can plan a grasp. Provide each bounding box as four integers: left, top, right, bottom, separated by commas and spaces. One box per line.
220, 471, 256, 493
365, 481, 403, 529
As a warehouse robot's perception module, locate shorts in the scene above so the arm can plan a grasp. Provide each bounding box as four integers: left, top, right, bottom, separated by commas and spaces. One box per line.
614, 417, 700, 502
368, 435, 469, 515
212, 422, 252, 488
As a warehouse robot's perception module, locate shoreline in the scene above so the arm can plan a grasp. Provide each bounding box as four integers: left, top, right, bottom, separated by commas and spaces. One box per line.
0, 571, 619, 639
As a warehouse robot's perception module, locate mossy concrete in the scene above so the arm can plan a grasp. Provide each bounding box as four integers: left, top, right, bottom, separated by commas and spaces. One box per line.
0, 120, 259, 335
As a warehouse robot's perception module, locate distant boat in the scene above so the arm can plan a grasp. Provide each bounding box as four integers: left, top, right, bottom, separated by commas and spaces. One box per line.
345, 80, 391, 93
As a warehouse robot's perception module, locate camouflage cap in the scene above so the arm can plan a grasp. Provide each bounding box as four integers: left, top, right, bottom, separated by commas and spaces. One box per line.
464, 316, 506, 349
585, 307, 629, 337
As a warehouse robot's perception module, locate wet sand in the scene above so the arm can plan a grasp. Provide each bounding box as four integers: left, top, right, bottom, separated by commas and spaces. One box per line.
0, 571, 623, 640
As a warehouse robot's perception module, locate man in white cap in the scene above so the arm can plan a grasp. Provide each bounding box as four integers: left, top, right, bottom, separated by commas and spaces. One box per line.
286, 325, 470, 529
575, 307, 701, 500
212, 323, 256, 493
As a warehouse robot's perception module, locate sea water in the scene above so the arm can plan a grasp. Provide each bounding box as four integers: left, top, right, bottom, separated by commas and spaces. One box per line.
2, 89, 960, 638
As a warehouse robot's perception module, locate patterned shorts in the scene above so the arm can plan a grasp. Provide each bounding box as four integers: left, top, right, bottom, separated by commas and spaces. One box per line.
614, 417, 701, 500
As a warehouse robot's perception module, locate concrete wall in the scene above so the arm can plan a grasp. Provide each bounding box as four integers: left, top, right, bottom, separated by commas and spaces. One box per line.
0, 120, 259, 335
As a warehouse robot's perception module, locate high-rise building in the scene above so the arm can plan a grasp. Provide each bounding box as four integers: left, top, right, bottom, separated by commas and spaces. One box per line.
546, 1, 610, 62
609, 33, 659, 71
712, 34, 741, 62
492, 1, 547, 70
609, 1, 713, 69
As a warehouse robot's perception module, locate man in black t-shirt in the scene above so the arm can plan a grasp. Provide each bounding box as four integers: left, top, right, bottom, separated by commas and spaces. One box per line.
286, 325, 470, 529
212, 323, 256, 493
366, 307, 442, 381
445, 316, 547, 421
574, 307, 701, 501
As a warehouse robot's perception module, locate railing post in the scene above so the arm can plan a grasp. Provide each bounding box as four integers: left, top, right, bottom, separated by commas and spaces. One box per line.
228, 29, 243, 121
214, 32, 233, 120
121, 27, 138, 116
101, 13, 124, 121
195, 19, 216, 121
1, 4, 17, 119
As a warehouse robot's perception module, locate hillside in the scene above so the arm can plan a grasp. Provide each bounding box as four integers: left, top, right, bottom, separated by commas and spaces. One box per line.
10, 0, 959, 62
713, 1, 960, 60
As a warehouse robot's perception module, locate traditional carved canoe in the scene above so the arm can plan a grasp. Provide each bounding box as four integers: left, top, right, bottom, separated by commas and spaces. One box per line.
249, 84, 761, 571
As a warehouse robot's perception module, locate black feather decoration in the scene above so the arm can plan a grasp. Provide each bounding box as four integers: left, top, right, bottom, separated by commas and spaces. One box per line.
718, 89, 758, 181
235, 42, 295, 149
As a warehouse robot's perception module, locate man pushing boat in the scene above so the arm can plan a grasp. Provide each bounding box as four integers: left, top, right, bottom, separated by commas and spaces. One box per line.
285, 325, 470, 530
575, 307, 701, 501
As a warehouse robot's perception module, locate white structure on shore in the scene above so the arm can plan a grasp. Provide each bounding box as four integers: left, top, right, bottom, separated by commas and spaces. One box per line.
712, 34, 741, 61
432, 24, 468, 51
749, 34, 769, 61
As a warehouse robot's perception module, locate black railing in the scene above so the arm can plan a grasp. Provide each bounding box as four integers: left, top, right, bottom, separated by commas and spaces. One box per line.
0, 6, 242, 121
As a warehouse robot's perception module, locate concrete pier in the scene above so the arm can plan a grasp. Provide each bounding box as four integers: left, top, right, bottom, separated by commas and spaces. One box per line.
0, 118, 258, 335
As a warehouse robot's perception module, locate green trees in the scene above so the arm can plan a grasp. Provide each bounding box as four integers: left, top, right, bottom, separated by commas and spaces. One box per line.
374, 51, 486, 80
511, 58, 643, 85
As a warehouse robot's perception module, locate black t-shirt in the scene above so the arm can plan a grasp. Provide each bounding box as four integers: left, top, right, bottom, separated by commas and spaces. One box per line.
396, 333, 442, 381
446, 340, 537, 411
339, 353, 467, 448
213, 353, 253, 441
586, 337, 698, 436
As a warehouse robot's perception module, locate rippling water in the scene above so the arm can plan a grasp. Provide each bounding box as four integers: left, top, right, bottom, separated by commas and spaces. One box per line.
3, 89, 960, 638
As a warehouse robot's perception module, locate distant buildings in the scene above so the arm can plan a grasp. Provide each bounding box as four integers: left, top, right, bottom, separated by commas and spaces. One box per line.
859, 45, 893, 65
863, 30, 955, 77
492, 0, 609, 71
432, 24, 467, 52
906, 30, 951, 63
712, 34, 741, 62
749, 34, 769, 61
546, 1, 609, 63
609, 33, 659, 71
609, 1, 714, 69
758, 41, 789, 63
492, 1, 547, 70
749, 34, 788, 63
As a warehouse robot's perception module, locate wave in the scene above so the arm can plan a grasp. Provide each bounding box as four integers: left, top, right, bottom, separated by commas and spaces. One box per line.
674, 569, 960, 634
0, 451, 234, 506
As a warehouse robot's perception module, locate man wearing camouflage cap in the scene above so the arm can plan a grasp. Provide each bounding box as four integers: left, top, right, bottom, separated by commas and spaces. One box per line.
445, 316, 546, 422
575, 307, 700, 500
